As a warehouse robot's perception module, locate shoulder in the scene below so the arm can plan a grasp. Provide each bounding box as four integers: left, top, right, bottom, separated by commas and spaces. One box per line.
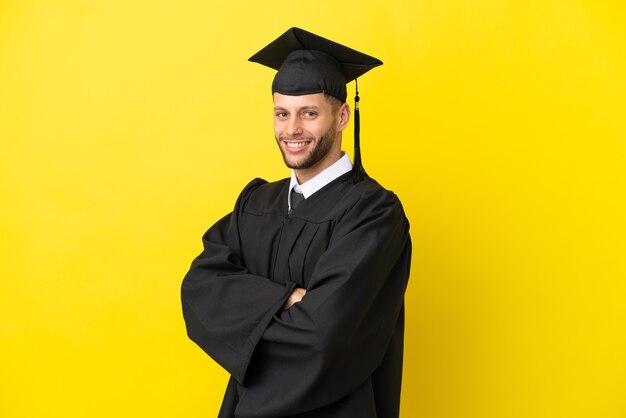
341, 176, 405, 216
351, 176, 399, 200
327, 176, 410, 244
235, 177, 290, 215
267, 172, 407, 224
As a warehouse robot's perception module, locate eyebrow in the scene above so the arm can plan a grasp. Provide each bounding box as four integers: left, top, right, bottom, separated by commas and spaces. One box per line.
274, 105, 321, 112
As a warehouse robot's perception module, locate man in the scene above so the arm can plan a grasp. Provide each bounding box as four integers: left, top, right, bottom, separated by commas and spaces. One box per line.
181, 27, 411, 418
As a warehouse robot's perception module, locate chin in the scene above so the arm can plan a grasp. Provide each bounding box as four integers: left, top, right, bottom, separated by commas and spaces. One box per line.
284, 159, 308, 170
281, 152, 310, 170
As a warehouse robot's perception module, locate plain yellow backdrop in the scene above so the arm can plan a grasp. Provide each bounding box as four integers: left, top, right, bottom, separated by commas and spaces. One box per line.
1, 1, 625, 417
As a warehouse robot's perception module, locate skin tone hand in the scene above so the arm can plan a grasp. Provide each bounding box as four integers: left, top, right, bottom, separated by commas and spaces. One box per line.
282, 287, 307, 310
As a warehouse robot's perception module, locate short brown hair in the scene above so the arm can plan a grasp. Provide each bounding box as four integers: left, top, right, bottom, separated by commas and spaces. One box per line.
324, 93, 343, 112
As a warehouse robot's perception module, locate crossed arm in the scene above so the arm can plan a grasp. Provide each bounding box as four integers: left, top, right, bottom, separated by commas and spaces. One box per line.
181, 180, 411, 417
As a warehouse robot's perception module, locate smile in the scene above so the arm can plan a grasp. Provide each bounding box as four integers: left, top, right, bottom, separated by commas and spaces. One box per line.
283, 140, 312, 150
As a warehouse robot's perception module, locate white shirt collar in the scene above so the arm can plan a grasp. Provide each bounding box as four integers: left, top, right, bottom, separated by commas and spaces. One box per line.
288, 152, 353, 210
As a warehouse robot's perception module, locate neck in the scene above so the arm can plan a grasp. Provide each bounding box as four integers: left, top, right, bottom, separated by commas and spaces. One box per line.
294, 149, 342, 184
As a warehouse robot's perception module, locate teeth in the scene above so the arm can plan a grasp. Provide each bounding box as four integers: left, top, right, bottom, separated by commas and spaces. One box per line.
286, 141, 309, 148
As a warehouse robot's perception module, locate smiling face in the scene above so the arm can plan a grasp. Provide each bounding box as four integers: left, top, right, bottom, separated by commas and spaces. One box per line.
273, 92, 350, 183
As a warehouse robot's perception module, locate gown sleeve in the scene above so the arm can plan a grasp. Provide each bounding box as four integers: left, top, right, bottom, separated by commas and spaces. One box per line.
235, 186, 412, 417
181, 178, 297, 384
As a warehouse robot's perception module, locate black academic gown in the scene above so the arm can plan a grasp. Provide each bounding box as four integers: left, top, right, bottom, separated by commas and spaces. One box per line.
181, 171, 411, 418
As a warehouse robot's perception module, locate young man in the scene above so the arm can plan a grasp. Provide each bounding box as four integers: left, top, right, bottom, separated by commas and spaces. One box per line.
181, 27, 412, 418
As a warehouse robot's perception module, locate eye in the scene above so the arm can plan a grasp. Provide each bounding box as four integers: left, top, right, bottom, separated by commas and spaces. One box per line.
275, 111, 288, 119
303, 111, 317, 119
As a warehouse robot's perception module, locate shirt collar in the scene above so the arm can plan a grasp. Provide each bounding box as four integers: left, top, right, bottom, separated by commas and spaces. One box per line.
288, 152, 353, 208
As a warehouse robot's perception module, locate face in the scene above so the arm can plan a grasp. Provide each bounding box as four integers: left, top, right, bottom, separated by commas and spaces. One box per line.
273, 93, 348, 178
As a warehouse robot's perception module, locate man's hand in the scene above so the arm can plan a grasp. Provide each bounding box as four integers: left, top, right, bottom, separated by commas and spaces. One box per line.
282, 287, 307, 310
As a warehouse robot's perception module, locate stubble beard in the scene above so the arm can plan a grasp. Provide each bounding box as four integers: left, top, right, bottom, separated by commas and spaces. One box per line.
278, 124, 337, 170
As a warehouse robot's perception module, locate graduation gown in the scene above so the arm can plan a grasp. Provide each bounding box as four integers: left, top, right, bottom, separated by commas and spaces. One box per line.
181, 171, 411, 418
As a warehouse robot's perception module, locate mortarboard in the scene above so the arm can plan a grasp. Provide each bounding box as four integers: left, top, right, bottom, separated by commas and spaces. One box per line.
249, 27, 383, 182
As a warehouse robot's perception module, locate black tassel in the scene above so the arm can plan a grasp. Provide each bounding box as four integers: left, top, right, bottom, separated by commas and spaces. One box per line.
351, 78, 367, 183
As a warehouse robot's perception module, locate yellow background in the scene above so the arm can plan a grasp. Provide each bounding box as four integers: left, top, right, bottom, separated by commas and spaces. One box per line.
1, 1, 625, 417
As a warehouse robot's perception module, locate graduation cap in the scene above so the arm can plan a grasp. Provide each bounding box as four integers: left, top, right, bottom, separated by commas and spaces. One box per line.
249, 27, 383, 182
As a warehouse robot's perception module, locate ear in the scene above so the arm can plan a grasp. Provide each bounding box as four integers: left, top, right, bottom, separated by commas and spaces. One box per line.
337, 103, 351, 132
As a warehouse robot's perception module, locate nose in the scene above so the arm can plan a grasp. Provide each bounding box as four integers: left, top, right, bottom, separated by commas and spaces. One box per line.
286, 117, 302, 137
